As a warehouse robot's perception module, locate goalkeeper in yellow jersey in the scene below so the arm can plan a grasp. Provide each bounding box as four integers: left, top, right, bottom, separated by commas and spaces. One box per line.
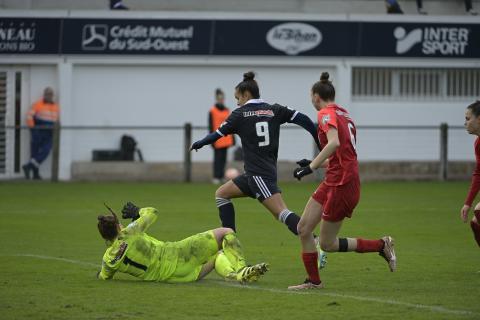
97, 202, 268, 283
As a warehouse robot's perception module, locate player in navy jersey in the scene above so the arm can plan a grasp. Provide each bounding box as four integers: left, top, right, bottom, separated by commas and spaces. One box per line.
191, 71, 320, 239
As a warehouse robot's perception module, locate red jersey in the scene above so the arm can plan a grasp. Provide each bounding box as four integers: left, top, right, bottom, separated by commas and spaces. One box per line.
317, 104, 359, 186
465, 137, 480, 206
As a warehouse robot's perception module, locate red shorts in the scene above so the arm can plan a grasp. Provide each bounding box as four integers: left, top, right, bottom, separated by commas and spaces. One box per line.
312, 178, 360, 222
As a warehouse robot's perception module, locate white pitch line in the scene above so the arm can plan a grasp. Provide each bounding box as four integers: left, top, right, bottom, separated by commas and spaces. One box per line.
4, 254, 477, 317
7, 254, 99, 268
212, 281, 477, 317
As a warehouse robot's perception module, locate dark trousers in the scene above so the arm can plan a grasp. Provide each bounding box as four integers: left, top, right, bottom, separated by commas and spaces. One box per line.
30, 126, 53, 164
213, 148, 228, 179
465, 0, 473, 11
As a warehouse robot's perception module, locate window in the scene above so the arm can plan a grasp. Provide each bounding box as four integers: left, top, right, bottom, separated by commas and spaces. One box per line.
352, 67, 480, 100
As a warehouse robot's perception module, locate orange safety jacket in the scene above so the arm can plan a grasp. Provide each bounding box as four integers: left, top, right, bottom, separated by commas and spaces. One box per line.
209, 105, 234, 149
26, 99, 60, 128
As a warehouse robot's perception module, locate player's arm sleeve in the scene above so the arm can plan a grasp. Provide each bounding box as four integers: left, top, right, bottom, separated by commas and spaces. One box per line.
274, 104, 321, 149
194, 112, 239, 148
318, 110, 338, 133
98, 261, 116, 280
273, 103, 297, 123
216, 111, 239, 136
193, 131, 222, 149
125, 207, 158, 234
290, 112, 321, 150
465, 162, 480, 206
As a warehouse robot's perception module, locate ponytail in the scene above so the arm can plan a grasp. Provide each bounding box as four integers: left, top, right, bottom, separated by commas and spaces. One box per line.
311, 72, 335, 101
235, 71, 260, 99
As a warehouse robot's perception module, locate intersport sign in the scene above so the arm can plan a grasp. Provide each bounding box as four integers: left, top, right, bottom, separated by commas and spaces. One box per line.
394, 26, 470, 56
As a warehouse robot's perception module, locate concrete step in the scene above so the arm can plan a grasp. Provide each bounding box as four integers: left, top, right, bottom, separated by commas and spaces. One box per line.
71, 160, 473, 182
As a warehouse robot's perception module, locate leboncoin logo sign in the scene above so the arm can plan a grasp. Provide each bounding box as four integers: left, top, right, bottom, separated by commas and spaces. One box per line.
266, 23, 322, 55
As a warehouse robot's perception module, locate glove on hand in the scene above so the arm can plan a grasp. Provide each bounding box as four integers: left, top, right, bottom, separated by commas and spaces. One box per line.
122, 202, 140, 221
190, 141, 203, 151
293, 166, 313, 181
296, 159, 312, 167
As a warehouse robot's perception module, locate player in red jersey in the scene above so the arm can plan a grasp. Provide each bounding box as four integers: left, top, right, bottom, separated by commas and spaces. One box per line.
461, 100, 480, 247
288, 72, 396, 290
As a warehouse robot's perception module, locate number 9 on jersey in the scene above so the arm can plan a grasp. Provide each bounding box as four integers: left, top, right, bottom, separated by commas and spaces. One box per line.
256, 122, 270, 147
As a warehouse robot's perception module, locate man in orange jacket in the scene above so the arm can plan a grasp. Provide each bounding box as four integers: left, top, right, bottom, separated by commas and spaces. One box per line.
22, 87, 60, 180
209, 89, 235, 184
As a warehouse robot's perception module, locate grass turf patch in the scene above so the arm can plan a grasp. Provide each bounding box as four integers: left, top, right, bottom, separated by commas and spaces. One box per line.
0, 181, 479, 319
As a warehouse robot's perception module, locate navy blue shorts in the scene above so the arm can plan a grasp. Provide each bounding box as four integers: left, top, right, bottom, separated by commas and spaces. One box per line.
232, 174, 281, 202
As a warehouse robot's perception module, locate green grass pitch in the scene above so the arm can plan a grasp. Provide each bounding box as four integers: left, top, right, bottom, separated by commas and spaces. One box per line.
0, 181, 479, 319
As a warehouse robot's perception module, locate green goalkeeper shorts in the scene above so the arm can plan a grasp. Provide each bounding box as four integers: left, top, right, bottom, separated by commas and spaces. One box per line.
165, 230, 219, 283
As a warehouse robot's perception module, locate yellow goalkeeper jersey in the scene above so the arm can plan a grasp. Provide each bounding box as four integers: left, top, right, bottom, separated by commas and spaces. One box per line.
98, 207, 180, 281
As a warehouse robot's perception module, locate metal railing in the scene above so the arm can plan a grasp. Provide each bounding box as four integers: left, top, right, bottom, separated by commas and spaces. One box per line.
3, 123, 466, 182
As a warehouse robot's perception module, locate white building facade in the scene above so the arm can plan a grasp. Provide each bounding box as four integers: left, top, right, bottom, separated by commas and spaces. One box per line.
0, 11, 478, 180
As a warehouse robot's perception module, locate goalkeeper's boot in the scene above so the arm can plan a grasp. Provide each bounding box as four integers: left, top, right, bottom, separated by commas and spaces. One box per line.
379, 236, 396, 272
256, 262, 269, 275
314, 237, 327, 269
236, 263, 269, 284
288, 279, 324, 291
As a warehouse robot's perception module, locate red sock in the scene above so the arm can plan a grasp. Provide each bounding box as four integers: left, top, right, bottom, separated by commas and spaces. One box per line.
355, 238, 384, 253
301, 252, 321, 284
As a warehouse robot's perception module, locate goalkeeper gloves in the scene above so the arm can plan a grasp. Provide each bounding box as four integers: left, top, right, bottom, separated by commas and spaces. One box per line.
121, 202, 140, 221
294, 159, 313, 181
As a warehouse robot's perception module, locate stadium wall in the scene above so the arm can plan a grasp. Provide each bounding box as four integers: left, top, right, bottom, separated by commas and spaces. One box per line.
1, 0, 479, 15
0, 11, 478, 180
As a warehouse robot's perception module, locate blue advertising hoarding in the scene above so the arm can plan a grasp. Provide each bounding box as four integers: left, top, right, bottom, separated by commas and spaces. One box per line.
0, 16, 479, 58
0, 18, 61, 54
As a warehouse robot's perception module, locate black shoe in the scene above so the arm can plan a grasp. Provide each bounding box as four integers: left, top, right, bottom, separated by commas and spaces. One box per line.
22, 164, 31, 179
31, 166, 42, 180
